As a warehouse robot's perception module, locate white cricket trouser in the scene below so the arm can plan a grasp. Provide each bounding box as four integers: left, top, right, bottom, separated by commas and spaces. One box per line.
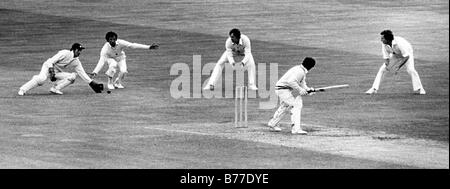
104, 56, 127, 78
207, 51, 256, 87
371, 55, 424, 91
19, 63, 77, 93
268, 89, 303, 131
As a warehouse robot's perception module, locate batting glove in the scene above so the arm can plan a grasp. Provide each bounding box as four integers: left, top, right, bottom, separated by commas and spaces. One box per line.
307, 87, 316, 95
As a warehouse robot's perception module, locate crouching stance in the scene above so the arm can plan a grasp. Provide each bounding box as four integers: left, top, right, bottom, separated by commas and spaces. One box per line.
18, 43, 102, 95
203, 28, 258, 91
90, 31, 159, 90
268, 57, 316, 135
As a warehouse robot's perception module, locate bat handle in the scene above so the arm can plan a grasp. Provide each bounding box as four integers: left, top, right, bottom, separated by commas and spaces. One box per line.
308, 89, 324, 93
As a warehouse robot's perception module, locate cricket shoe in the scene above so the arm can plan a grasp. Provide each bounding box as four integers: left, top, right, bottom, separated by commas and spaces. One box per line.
418, 88, 426, 95
248, 85, 258, 91
50, 87, 63, 95
291, 129, 307, 135
203, 84, 214, 91
18, 89, 25, 96
267, 121, 282, 132
114, 83, 125, 89
365, 88, 377, 94
269, 126, 282, 132
107, 83, 115, 90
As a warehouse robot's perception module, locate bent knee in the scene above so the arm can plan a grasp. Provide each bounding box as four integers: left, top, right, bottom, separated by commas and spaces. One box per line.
32, 75, 46, 85
68, 73, 77, 83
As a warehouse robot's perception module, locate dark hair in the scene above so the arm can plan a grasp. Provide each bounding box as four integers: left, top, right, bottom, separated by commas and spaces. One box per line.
380, 30, 394, 41
105, 31, 118, 41
229, 28, 241, 39
302, 57, 316, 70
70, 43, 85, 51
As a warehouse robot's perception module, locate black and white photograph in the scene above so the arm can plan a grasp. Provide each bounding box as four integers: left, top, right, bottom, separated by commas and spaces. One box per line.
0, 0, 448, 187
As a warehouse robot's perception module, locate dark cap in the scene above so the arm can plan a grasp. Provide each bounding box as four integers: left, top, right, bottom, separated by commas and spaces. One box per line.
71, 43, 85, 51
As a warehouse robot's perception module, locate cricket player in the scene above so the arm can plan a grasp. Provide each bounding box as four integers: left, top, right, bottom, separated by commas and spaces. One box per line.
268, 57, 316, 134
203, 28, 258, 91
18, 43, 97, 95
91, 31, 159, 90
366, 30, 426, 95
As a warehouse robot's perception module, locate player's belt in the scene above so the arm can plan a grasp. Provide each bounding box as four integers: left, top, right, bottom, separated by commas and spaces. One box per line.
275, 86, 293, 90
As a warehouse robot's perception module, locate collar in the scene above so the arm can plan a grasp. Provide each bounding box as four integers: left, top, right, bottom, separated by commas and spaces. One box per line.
387, 38, 398, 48
300, 65, 308, 74
232, 35, 244, 45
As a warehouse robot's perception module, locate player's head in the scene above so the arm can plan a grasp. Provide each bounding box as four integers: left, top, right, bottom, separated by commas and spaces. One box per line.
229, 28, 241, 43
380, 30, 394, 44
105, 31, 118, 47
301, 57, 316, 70
70, 43, 85, 57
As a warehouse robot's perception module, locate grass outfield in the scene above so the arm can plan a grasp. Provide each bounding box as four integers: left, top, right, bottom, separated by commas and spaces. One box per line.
0, 0, 448, 169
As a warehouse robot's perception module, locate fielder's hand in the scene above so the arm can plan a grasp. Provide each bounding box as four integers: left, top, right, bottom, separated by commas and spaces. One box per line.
149, 43, 159, 50
234, 61, 244, 67
89, 72, 97, 78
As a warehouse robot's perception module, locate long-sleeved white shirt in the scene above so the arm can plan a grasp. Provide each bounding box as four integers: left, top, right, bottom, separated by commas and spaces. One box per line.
43, 50, 92, 83
382, 36, 413, 59
225, 34, 252, 64
92, 39, 150, 73
276, 65, 309, 92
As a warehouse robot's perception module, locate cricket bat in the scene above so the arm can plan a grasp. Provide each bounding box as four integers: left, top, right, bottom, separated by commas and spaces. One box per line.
310, 84, 349, 92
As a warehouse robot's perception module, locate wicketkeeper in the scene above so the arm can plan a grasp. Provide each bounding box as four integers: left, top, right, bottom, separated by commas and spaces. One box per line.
18, 43, 103, 95
268, 57, 316, 135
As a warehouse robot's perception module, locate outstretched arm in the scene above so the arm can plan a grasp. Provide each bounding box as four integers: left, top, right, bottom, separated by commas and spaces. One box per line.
121, 39, 158, 50
91, 44, 108, 77
74, 60, 93, 83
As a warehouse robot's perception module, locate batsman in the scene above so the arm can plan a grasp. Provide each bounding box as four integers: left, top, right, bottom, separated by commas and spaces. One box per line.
18, 43, 103, 95
268, 57, 316, 135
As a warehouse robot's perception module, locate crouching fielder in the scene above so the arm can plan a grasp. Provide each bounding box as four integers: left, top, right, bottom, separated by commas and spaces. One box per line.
203, 28, 258, 91
366, 30, 425, 95
267, 57, 316, 135
90, 31, 159, 90
18, 43, 101, 95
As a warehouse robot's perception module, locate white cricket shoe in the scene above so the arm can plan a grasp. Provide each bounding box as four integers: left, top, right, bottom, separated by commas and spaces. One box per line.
50, 87, 63, 95
114, 83, 125, 89
248, 85, 258, 91
365, 88, 377, 94
291, 129, 307, 135
269, 126, 282, 132
203, 84, 214, 91
18, 89, 25, 96
107, 83, 115, 90
268, 121, 282, 131
418, 88, 426, 95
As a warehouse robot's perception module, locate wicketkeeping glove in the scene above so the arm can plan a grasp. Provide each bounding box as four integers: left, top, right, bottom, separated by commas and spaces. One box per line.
49, 67, 57, 82
89, 81, 104, 93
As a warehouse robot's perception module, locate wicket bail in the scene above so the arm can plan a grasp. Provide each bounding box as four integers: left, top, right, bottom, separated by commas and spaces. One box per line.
235, 86, 248, 128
